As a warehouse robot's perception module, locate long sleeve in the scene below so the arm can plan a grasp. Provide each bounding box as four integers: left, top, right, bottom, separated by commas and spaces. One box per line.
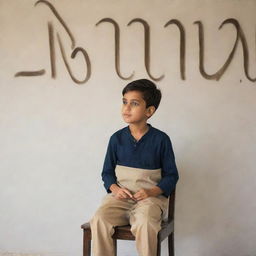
101, 135, 117, 192
156, 135, 179, 197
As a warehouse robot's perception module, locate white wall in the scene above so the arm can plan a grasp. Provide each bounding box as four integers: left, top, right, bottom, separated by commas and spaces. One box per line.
0, 0, 256, 255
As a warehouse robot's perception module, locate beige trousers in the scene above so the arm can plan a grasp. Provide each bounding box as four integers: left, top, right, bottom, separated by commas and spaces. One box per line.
90, 165, 168, 256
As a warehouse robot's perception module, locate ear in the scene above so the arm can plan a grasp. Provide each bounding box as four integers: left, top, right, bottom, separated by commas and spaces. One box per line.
146, 106, 156, 118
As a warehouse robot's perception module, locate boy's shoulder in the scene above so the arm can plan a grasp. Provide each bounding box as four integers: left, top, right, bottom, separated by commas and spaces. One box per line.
150, 126, 170, 138
150, 126, 172, 144
109, 126, 128, 140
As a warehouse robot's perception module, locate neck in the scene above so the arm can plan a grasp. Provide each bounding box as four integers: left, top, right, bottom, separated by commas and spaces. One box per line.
129, 122, 149, 135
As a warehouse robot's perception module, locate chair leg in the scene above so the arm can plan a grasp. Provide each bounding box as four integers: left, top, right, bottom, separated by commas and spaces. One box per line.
156, 239, 161, 256
168, 232, 174, 256
83, 233, 91, 256
113, 238, 117, 256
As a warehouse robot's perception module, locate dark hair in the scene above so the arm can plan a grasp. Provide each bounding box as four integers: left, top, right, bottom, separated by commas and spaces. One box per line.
122, 79, 162, 110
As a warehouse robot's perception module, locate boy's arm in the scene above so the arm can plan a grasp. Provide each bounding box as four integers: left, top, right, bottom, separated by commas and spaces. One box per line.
101, 135, 118, 192
156, 135, 179, 197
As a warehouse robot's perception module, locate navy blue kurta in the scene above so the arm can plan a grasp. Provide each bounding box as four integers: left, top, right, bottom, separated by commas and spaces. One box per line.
101, 123, 179, 197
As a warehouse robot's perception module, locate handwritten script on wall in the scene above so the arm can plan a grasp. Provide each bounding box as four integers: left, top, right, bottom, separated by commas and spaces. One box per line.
15, 0, 256, 84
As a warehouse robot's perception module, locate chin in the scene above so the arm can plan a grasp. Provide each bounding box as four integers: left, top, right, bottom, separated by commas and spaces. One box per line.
123, 116, 132, 121
122, 117, 130, 123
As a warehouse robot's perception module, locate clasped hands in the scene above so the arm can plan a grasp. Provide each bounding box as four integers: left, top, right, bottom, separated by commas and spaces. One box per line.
110, 184, 162, 201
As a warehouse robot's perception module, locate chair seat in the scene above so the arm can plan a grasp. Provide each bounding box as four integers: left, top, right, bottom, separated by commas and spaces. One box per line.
81, 219, 174, 241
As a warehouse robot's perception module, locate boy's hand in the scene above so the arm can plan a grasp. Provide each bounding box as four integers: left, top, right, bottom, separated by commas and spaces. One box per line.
110, 184, 134, 200
133, 186, 163, 201
133, 189, 151, 201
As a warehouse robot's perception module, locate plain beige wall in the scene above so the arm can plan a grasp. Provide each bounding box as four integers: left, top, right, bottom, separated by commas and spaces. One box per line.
0, 0, 256, 255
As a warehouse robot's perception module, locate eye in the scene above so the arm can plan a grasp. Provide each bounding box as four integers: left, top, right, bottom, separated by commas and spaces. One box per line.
122, 100, 127, 105
131, 101, 139, 106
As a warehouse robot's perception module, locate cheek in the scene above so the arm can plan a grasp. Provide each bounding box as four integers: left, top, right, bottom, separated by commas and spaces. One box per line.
135, 109, 145, 116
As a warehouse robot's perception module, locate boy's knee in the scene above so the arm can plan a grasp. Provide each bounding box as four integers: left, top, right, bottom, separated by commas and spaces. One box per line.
91, 207, 109, 223
137, 204, 162, 221
90, 212, 114, 236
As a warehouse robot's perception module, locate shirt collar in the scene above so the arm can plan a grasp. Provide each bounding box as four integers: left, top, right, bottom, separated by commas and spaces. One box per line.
126, 123, 152, 143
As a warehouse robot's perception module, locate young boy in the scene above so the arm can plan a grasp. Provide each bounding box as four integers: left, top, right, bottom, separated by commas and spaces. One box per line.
90, 79, 179, 256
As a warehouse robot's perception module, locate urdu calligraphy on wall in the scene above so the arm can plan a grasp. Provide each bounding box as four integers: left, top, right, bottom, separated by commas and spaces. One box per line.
14, 0, 256, 84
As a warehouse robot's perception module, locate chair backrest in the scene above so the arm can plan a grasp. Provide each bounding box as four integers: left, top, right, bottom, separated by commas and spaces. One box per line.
167, 189, 176, 221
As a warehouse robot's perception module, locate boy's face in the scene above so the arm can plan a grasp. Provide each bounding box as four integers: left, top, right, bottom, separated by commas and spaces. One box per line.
121, 90, 155, 125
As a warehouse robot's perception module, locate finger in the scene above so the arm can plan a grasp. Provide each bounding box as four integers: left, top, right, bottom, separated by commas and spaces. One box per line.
133, 193, 141, 199
123, 189, 133, 198
116, 191, 123, 198
118, 191, 125, 198
121, 191, 129, 199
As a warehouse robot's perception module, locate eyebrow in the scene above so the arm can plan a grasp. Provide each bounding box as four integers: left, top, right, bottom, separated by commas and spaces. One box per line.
122, 98, 141, 102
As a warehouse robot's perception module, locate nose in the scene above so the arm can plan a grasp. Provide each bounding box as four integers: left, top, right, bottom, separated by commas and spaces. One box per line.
125, 103, 131, 110
123, 103, 131, 111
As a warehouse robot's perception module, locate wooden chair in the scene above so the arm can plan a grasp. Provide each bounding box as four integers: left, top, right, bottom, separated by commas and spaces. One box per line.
81, 190, 176, 256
